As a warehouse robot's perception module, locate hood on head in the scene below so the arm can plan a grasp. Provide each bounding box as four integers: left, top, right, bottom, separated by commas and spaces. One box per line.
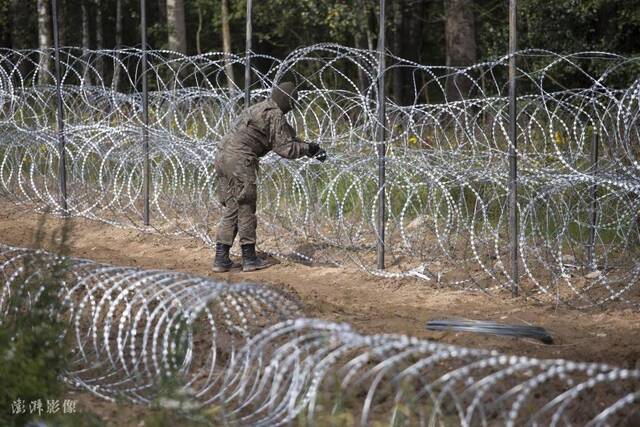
271, 82, 298, 114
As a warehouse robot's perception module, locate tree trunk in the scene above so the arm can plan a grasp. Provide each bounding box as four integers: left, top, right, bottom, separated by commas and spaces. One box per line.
392, 0, 403, 104
221, 0, 235, 89
409, 0, 426, 102
1, 2, 11, 46
196, 0, 203, 55
444, 0, 476, 100
357, 0, 375, 51
81, 0, 91, 83
37, 0, 52, 85
167, 0, 187, 53
115, 0, 122, 49
355, 0, 373, 92
95, 0, 103, 75
58, 0, 65, 46
112, 0, 123, 88
366, 0, 375, 51
354, 32, 367, 93
158, 0, 166, 26
10, 0, 22, 49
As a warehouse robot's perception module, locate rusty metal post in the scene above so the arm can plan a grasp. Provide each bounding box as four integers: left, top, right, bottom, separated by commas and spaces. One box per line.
51, 0, 68, 215
376, 0, 386, 270
245, 0, 253, 107
587, 125, 599, 270
508, 0, 519, 295
141, 0, 150, 225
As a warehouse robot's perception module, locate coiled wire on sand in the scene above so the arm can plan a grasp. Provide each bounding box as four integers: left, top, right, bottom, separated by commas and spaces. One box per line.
1, 45, 639, 308
1, 243, 639, 425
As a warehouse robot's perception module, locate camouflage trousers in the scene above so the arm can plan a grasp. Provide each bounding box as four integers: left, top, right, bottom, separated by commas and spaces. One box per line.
215, 153, 258, 246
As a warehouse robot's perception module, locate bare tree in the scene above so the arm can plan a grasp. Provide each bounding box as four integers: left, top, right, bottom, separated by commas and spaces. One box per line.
167, 0, 187, 53
444, 0, 477, 100
37, 0, 52, 85
221, 0, 235, 89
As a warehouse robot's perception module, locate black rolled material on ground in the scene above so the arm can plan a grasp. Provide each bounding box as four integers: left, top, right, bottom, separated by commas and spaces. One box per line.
426, 319, 554, 344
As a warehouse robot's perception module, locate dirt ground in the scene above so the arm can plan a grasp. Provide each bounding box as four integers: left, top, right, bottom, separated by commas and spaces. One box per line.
1, 201, 639, 425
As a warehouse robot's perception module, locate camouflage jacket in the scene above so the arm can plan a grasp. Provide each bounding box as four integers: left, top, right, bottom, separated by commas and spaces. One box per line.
216, 98, 312, 164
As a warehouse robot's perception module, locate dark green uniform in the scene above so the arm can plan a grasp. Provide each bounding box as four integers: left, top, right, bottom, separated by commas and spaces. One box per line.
215, 98, 313, 246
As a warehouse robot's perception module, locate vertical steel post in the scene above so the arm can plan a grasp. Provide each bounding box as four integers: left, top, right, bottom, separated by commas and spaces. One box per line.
587, 125, 599, 270
244, 0, 253, 107
141, 0, 150, 225
376, 0, 386, 270
508, 0, 518, 295
51, 0, 68, 215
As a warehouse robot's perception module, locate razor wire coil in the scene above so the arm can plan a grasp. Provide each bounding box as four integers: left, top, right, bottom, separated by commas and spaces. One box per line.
1, 45, 639, 309
1, 243, 639, 425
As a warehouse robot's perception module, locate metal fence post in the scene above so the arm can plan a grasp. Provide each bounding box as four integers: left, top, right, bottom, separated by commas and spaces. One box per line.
245, 0, 253, 107
376, 0, 386, 270
51, 0, 68, 215
141, 0, 150, 226
587, 124, 599, 270
508, 0, 519, 295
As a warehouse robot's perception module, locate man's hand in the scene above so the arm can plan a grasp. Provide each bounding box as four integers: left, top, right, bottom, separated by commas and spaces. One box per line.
308, 143, 328, 162
313, 148, 327, 162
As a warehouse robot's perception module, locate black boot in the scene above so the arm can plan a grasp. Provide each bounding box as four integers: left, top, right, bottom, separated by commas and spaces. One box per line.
213, 243, 241, 272
241, 244, 271, 272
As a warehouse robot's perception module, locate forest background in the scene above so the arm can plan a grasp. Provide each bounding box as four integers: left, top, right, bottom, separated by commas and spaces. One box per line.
1, 0, 640, 102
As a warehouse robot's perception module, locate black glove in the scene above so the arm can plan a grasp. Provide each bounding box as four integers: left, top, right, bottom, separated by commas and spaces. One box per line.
308, 143, 327, 162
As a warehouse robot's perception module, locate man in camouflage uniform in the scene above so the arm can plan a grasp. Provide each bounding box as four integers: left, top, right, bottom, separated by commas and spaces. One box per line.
213, 82, 327, 272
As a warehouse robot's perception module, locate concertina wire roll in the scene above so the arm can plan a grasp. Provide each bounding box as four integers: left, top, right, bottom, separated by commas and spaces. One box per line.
0, 44, 639, 308
0, 242, 639, 426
